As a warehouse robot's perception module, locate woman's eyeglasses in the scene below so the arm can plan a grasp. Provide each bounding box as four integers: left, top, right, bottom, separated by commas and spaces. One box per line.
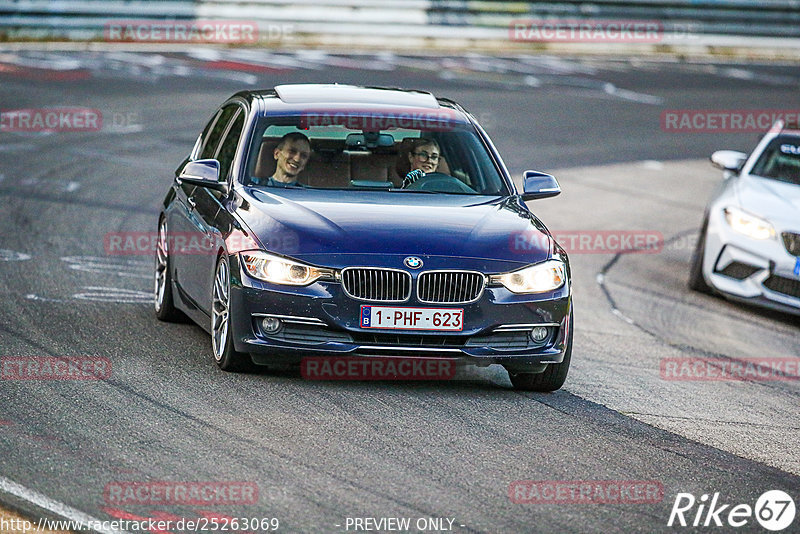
413, 151, 440, 162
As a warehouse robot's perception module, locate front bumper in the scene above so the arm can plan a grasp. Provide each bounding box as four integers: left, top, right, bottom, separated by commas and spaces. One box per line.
704, 213, 800, 316
229, 263, 572, 367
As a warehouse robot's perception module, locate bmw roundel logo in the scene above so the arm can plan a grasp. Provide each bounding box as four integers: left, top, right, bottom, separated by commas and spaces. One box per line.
404, 256, 423, 269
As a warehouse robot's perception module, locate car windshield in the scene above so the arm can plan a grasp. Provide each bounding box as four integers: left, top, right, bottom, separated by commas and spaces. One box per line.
244, 111, 510, 196
750, 135, 800, 186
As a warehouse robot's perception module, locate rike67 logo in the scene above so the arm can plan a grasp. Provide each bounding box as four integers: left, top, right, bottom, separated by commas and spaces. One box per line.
668, 490, 795, 531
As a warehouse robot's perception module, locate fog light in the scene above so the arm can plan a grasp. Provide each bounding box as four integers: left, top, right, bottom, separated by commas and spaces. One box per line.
261, 317, 283, 334
530, 327, 549, 343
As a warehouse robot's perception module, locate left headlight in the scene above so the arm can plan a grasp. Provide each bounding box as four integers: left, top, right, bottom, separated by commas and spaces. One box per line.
723, 207, 775, 240
240, 251, 335, 286
490, 259, 567, 294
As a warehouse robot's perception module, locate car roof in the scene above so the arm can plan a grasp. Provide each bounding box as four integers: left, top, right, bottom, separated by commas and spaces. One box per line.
768, 119, 800, 136
273, 84, 441, 108
235, 84, 470, 123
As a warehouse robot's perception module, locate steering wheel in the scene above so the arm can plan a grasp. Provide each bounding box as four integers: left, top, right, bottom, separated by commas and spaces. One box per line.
403, 172, 476, 193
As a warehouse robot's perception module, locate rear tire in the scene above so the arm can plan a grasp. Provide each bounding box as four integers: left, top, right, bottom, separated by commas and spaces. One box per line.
508, 311, 573, 392
211, 256, 253, 372
688, 221, 713, 294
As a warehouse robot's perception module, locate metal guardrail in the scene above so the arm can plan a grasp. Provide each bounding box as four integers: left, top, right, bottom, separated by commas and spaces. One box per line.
0, 0, 196, 40
432, 0, 800, 37
1, 0, 799, 42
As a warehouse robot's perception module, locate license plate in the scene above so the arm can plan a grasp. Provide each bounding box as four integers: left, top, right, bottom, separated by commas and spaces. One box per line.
360, 305, 463, 331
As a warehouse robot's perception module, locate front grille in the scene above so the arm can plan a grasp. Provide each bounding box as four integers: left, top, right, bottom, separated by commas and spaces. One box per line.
467, 328, 555, 350
467, 331, 538, 350
763, 275, 800, 298
258, 323, 353, 344
351, 330, 552, 351
341, 268, 411, 302
261, 326, 556, 351
782, 232, 800, 256
417, 271, 485, 303
351, 332, 466, 347
716, 261, 760, 280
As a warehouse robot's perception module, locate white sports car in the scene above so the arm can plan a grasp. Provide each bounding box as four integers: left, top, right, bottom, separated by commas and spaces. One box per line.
689, 120, 800, 316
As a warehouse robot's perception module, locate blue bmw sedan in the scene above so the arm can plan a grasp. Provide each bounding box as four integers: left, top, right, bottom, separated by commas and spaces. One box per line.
155, 84, 573, 391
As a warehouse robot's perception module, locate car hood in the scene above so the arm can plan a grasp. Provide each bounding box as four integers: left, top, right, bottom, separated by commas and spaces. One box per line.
737, 174, 800, 229
236, 189, 553, 265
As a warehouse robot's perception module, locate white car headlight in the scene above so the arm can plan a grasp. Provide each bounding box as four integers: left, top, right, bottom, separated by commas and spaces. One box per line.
490, 259, 567, 294
723, 207, 775, 240
240, 251, 335, 286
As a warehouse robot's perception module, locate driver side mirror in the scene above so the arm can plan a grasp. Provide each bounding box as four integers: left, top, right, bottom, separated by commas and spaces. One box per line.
710, 150, 747, 175
521, 170, 561, 201
177, 159, 229, 194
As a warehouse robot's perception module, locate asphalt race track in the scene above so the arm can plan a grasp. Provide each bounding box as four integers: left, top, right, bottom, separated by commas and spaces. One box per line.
0, 50, 798, 533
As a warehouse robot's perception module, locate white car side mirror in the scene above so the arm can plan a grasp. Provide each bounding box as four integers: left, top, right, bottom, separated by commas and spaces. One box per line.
710, 150, 747, 174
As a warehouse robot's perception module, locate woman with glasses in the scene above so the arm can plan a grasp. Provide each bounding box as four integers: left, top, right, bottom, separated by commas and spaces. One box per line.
403, 137, 441, 188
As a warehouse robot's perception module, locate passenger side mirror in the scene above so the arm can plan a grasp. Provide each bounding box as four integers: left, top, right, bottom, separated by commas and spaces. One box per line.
710, 150, 747, 174
177, 159, 229, 194
174, 156, 190, 177
521, 170, 561, 201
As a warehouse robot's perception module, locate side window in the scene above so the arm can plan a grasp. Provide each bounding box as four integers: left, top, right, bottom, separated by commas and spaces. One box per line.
199, 105, 237, 160
215, 110, 245, 181
192, 109, 221, 159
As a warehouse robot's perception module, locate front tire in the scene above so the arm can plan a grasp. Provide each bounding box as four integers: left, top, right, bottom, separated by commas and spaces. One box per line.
688, 220, 712, 294
211, 256, 252, 372
154, 217, 184, 322
508, 311, 573, 392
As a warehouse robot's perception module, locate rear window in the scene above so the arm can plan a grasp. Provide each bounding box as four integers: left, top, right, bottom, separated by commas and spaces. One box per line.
243, 111, 510, 196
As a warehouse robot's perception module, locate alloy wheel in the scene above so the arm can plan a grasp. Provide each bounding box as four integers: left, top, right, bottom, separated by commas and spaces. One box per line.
212, 259, 230, 362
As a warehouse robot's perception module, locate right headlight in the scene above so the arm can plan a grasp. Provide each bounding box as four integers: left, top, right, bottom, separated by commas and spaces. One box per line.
723, 207, 775, 240
240, 251, 335, 286
489, 259, 567, 294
